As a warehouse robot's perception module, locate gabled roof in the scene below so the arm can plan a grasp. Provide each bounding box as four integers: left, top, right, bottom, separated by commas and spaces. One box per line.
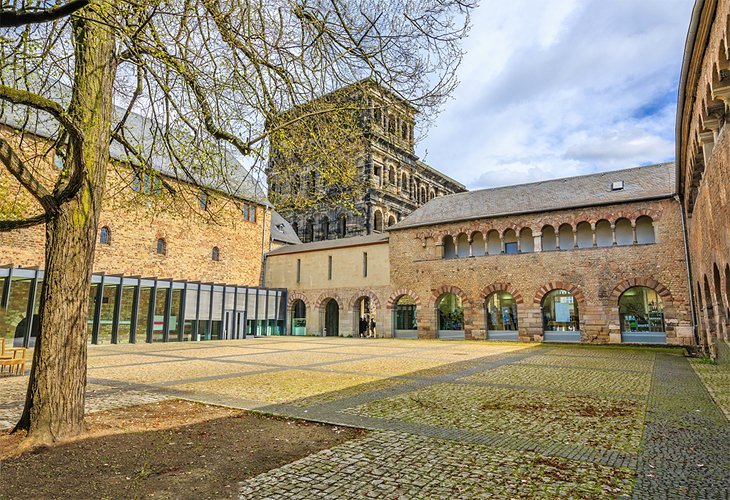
266, 233, 388, 256
270, 210, 302, 245
0, 97, 267, 204
391, 163, 676, 231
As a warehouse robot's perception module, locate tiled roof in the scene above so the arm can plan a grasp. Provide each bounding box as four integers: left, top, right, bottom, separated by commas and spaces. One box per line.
270, 211, 301, 245
391, 163, 676, 230
266, 233, 388, 256
0, 98, 267, 204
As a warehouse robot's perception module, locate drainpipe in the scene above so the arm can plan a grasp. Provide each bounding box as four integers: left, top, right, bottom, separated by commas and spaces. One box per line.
679, 196, 699, 346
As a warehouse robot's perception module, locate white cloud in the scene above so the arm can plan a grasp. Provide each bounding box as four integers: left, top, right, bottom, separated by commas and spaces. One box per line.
417, 0, 695, 189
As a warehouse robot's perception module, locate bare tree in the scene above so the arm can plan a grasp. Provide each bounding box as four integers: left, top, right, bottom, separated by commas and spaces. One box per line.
0, 0, 474, 446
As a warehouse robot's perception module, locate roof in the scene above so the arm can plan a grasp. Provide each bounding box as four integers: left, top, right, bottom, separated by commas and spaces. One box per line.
0, 93, 267, 204
391, 163, 676, 230
266, 233, 389, 256
270, 211, 301, 245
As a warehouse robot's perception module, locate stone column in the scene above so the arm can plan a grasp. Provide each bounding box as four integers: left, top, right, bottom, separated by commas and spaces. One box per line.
500, 235, 505, 254
572, 230, 578, 249
591, 223, 597, 247
611, 224, 617, 246
631, 222, 638, 245
533, 232, 542, 252
435, 243, 444, 259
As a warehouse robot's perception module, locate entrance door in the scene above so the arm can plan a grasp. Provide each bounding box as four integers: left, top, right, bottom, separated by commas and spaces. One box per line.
325, 300, 339, 336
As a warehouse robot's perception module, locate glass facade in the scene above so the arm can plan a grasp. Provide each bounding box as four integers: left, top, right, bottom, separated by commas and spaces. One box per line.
619, 287, 666, 343
0, 267, 287, 347
542, 289, 580, 342
438, 293, 464, 336
485, 292, 518, 340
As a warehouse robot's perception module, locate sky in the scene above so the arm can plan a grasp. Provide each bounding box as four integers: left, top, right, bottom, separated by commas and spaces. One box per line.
416, 0, 696, 189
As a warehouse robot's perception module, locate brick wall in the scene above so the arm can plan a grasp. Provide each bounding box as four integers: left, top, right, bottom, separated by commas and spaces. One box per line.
389, 198, 693, 345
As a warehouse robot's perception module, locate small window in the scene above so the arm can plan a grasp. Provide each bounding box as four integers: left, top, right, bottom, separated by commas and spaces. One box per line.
363, 252, 368, 278
99, 226, 111, 245
131, 175, 141, 192
328, 255, 332, 280
199, 191, 209, 210
242, 203, 249, 220
156, 238, 167, 255
611, 181, 624, 191
211, 246, 220, 261
249, 204, 256, 222
296, 258, 301, 284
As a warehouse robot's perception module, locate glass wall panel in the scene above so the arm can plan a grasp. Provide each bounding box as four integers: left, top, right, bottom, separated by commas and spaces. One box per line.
152, 288, 167, 342
137, 287, 152, 341
486, 292, 518, 331
96, 285, 118, 344
117, 286, 135, 343
619, 286, 665, 343
395, 295, 417, 330
542, 290, 579, 332
438, 294, 463, 331
0, 279, 32, 347
291, 299, 307, 335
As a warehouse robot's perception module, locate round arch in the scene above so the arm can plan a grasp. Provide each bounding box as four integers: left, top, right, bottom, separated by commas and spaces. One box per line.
348, 290, 382, 311
288, 292, 312, 310
386, 289, 422, 310
483, 284, 522, 341
610, 277, 676, 344
388, 290, 421, 339
314, 293, 344, 311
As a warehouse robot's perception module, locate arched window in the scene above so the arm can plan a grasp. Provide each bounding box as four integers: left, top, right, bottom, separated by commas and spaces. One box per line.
503, 229, 518, 254
437, 293, 464, 338
429, 189, 435, 201
619, 286, 666, 343
291, 221, 299, 236
291, 299, 307, 335
635, 216, 656, 244
558, 224, 573, 250
373, 211, 383, 232
322, 216, 330, 239
305, 220, 314, 243
211, 246, 220, 261
389, 166, 396, 185
487, 230, 501, 255
471, 232, 485, 257
99, 226, 111, 245
199, 191, 209, 210
338, 214, 347, 238
615, 218, 633, 245
519, 227, 534, 253
401, 173, 408, 190
387, 215, 396, 227
394, 295, 418, 337
541, 225, 557, 251
442, 235, 456, 259
576, 221, 593, 249
542, 289, 580, 341
595, 220, 612, 247
156, 238, 167, 255
485, 292, 518, 340
456, 233, 469, 258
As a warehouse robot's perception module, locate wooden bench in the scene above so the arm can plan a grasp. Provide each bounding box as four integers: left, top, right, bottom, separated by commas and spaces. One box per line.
1, 338, 28, 375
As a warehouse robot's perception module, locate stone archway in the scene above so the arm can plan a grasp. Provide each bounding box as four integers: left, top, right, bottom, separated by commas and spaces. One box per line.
610, 277, 677, 344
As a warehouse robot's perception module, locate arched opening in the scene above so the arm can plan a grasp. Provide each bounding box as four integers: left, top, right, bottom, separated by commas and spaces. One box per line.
485, 292, 518, 341
393, 295, 418, 338
305, 220, 314, 243
615, 218, 633, 245
704, 276, 715, 343
713, 264, 725, 338
503, 229, 518, 254
487, 230, 501, 255
401, 173, 408, 190
619, 286, 666, 343
156, 238, 167, 255
542, 225, 557, 251
324, 299, 339, 336
374, 211, 383, 232
387, 215, 396, 227
322, 216, 330, 239
437, 293, 464, 340
456, 233, 470, 258
558, 224, 573, 250
100, 226, 111, 245
429, 189, 436, 201
519, 228, 534, 253
542, 289, 580, 342
442, 235, 456, 259
354, 296, 377, 338
576, 221, 592, 248
389, 166, 396, 185
595, 219, 612, 247
338, 214, 347, 238
635, 216, 656, 244
725, 264, 730, 326
471, 232, 486, 257
211, 246, 220, 261
291, 299, 307, 335
291, 221, 299, 236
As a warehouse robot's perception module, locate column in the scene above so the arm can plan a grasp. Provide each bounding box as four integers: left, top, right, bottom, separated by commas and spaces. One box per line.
611, 224, 617, 246
631, 222, 638, 245
572, 230, 578, 249
533, 232, 543, 252
591, 223, 597, 247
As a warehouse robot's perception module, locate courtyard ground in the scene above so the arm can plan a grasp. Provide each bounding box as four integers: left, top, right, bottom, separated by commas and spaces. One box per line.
1, 337, 729, 498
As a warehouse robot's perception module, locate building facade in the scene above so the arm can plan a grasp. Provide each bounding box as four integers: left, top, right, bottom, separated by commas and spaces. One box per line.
266, 163, 695, 346
266, 81, 466, 243
676, 0, 730, 357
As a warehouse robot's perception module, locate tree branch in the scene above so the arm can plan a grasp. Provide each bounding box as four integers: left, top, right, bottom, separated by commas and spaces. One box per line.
0, 85, 85, 141
0, 137, 57, 213
0, 214, 47, 232
0, 0, 89, 28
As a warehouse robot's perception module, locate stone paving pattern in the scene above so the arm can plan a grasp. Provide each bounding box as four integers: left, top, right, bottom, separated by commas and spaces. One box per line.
1, 337, 728, 498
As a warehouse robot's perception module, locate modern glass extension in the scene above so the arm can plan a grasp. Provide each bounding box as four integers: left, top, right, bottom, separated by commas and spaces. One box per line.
0, 266, 287, 347
619, 286, 666, 343
485, 292, 519, 341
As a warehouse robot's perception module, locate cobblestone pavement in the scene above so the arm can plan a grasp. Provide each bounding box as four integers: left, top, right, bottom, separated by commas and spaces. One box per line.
1, 338, 728, 497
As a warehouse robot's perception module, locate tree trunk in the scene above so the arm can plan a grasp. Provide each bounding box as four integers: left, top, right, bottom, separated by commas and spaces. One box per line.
14, 7, 117, 446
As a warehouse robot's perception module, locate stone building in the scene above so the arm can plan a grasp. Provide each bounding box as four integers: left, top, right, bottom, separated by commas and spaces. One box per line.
266, 163, 694, 345
266, 81, 466, 243
0, 108, 286, 345
676, 0, 730, 357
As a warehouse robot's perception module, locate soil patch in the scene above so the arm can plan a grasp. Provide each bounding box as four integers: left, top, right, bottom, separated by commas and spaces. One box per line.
0, 399, 364, 499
